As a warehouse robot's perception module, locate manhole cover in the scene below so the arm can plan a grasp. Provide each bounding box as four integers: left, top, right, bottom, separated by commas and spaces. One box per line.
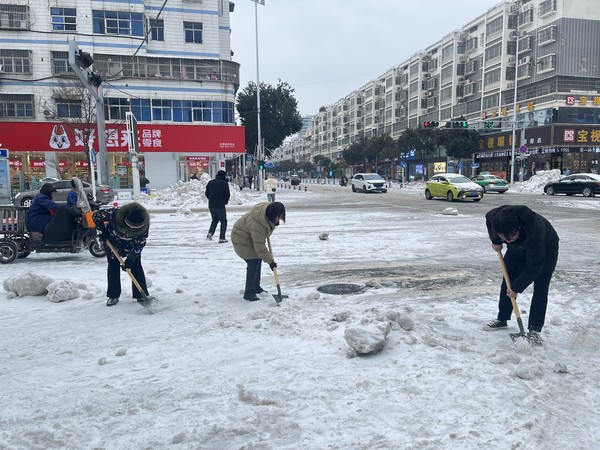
317, 283, 365, 295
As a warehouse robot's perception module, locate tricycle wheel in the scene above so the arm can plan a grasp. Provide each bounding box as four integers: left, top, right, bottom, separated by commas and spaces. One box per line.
89, 241, 106, 258
0, 240, 19, 264
18, 251, 31, 259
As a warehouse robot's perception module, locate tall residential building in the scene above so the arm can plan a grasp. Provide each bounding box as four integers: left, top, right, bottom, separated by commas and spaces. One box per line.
0, 0, 244, 191
306, 0, 600, 180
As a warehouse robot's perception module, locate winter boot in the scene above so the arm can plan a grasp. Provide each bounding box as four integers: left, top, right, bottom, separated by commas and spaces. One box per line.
219, 238, 228, 243
106, 298, 120, 307
207, 233, 213, 241
243, 293, 260, 302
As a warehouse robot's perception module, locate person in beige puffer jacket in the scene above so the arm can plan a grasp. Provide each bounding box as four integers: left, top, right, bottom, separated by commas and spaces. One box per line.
231, 202, 286, 301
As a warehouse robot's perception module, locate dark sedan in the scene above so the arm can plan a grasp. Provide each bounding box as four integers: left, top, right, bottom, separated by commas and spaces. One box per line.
544, 173, 600, 197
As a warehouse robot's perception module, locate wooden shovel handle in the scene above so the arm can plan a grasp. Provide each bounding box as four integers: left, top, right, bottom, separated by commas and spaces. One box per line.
266, 236, 280, 284
106, 240, 147, 299
496, 249, 522, 321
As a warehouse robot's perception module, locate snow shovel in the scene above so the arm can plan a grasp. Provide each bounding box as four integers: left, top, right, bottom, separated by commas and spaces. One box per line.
267, 236, 288, 306
106, 240, 156, 314
496, 249, 538, 344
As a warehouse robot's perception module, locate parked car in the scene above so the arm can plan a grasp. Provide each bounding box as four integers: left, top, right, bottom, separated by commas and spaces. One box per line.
351, 173, 387, 193
544, 173, 600, 197
471, 174, 509, 193
290, 175, 301, 186
425, 173, 483, 202
13, 179, 114, 207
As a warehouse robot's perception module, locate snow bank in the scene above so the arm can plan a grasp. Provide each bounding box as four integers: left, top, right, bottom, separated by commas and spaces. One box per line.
510, 169, 562, 193
3, 271, 53, 297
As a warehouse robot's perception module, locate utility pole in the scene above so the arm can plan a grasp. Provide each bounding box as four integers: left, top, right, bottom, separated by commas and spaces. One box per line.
68, 40, 109, 186
252, 0, 265, 192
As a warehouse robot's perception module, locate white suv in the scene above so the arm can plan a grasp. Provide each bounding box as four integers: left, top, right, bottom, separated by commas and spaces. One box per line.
351, 173, 388, 193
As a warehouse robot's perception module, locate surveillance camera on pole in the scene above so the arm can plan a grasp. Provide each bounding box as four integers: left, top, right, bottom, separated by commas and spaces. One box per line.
68, 40, 108, 186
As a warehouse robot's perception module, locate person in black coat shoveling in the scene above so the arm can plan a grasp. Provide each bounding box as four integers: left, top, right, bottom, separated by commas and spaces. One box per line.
93, 202, 151, 307
205, 170, 231, 243
484, 205, 559, 338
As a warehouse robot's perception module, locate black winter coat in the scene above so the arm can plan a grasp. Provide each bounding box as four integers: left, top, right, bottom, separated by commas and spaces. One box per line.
486, 205, 559, 293
205, 172, 231, 209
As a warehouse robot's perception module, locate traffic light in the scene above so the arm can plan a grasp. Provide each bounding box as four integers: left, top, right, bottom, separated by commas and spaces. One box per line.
75, 50, 94, 69
452, 121, 468, 128
258, 160, 264, 170
423, 121, 439, 128
484, 121, 495, 129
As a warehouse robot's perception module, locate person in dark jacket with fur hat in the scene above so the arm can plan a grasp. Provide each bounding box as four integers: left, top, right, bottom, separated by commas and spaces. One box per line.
484, 205, 559, 337
205, 170, 231, 243
231, 202, 285, 301
93, 202, 151, 307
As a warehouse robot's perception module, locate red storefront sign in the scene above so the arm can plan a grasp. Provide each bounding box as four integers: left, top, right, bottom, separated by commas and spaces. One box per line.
0, 122, 246, 153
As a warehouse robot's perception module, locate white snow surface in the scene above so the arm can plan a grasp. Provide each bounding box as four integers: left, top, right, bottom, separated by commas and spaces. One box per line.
2, 177, 600, 449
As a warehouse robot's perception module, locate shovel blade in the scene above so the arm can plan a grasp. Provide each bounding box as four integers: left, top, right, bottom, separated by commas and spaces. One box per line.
272, 285, 288, 306
510, 331, 543, 346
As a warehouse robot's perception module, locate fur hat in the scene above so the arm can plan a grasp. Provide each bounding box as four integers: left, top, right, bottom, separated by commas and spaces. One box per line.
40, 183, 57, 196
115, 202, 150, 237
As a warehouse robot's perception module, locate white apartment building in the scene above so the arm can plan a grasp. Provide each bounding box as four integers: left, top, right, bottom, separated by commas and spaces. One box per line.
305, 0, 600, 181
0, 0, 244, 190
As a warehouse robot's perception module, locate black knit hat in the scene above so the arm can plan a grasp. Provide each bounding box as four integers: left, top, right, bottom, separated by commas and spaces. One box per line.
125, 207, 146, 229
40, 183, 57, 196
115, 202, 150, 237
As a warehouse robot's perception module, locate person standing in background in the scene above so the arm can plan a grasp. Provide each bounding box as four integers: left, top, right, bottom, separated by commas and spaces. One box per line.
205, 170, 231, 243
265, 174, 277, 202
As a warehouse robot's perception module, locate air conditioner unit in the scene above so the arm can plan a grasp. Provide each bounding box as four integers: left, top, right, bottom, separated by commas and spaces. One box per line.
423, 91, 432, 98
423, 73, 431, 79
458, 55, 468, 63
459, 32, 469, 41
508, 56, 516, 66
506, 81, 515, 89
523, 3, 533, 11
509, 31, 519, 39
43, 109, 54, 118
520, 56, 531, 64
421, 54, 431, 62
510, 3, 520, 13
457, 76, 467, 84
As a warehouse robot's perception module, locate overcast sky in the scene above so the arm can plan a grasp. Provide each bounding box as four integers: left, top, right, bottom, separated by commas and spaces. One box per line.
229, 0, 503, 117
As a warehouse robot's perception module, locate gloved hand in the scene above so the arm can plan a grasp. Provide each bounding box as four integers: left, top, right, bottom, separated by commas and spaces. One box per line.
122, 256, 136, 271
269, 261, 277, 271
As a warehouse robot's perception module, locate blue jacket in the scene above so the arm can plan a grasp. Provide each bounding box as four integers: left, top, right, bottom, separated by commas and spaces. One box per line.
27, 193, 61, 233
67, 190, 78, 207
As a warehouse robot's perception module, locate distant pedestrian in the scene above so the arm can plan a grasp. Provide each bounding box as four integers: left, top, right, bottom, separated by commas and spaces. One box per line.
205, 170, 231, 243
265, 174, 277, 202
483, 205, 559, 338
190, 171, 199, 180
231, 202, 286, 301
238, 175, 245, 191
92, 202, 151, 307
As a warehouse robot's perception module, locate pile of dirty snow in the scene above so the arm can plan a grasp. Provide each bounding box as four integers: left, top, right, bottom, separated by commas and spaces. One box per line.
510, 169, 562, 193
138, 173, 255, 209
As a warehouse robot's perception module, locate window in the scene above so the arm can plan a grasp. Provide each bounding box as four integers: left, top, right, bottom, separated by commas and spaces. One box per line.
465, 37, 478, 53
538, 26, 557, 45
51, 8, 76, 31
442, 44, 454, 61
518, 10, 533, 26
537, 54, 556, 73
440, 86, 452, 102
152, 99, 173, 121
482, 93, 499, 109
56, 99, 82, 118
149, 19, 164, 41
441, 66, 453, 82
484, 67, 501, 86
184, 22, 203, 43
486, 17, 503, 36
539, 0, 557, 17
518, 36, 532, 53
129, 98, 235, 123
0, 5, 28, 29
51, 51, 74, 75
105, 98, 130, 121
0, 94, 33, 118
0, 49, 31, 74
485, 42, 502, 63
93, 10, 144, 36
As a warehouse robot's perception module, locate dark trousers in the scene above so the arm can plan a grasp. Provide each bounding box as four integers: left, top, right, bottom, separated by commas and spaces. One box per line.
498, 243, 559, 332
106, 254, 148, 299
208, 208, 227, 240
244, 258, 262, 296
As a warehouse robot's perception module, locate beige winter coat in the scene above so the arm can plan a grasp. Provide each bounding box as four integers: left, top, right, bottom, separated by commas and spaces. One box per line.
231, 202, 275, 263
265, 177, 277, 194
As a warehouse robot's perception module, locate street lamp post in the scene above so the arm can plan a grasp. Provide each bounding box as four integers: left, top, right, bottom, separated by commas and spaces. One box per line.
252, 0, 265, 192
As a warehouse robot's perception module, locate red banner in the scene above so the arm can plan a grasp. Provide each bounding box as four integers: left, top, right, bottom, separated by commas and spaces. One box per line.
0, 122, 246, 153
